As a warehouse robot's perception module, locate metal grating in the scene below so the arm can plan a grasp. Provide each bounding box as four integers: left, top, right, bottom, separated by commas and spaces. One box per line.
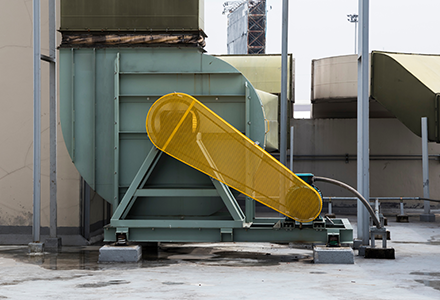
247, 0, 266, 54
146, 93, 322, 223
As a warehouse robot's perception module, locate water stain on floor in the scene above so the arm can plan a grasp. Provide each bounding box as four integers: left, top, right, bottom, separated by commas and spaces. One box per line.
410, 272, 440, 277
0, 244, 311, 271
414, 280, 440, 291
77, 280, 130, 288
411, 271, 440, 291
162, 281, 185, 285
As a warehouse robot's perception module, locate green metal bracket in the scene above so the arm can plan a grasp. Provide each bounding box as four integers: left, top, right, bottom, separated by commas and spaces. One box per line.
111, 146, 162, 222
211, 178, 245, 222
110, 146, 246, 231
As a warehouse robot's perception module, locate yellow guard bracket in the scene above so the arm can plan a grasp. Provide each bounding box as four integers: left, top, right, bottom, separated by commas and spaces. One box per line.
146, 93, 322, 223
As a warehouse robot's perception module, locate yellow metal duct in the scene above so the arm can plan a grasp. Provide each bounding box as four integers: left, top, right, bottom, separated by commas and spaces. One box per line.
146, 93, 322, 223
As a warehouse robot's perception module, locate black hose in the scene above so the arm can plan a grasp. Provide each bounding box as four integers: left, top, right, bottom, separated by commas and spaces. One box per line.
419, 197, 440, 203
313, 176, 382, 228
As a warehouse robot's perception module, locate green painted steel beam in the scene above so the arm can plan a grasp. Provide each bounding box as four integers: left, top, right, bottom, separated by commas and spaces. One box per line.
113, 53, 120, 212
110, 219, 245, 228
211, 179, 245, 222
119, 71, 241, 75
104, 218, 353, 244
244, 82, 256, 223
111, 146, 161, 221
133, 189, 219, 197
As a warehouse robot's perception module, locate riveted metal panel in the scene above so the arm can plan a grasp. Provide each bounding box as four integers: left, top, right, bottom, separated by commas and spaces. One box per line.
60, 47, 267, 204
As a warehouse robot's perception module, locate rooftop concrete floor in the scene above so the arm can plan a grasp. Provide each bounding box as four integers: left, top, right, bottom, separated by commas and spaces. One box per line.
0, 215, 439, 299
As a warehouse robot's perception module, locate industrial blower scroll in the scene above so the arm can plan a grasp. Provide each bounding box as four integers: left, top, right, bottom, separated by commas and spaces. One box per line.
145, 93, 322, 223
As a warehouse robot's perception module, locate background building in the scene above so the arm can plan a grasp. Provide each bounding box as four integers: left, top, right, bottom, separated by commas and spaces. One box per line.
225, 0, 266, 54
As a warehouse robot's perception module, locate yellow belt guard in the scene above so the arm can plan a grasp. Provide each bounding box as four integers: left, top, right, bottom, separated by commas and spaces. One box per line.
146, 93, 322, 223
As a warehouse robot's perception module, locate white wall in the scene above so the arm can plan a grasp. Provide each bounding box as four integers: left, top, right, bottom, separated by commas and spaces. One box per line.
292, 118, 440, 212
0, 0, 82, 229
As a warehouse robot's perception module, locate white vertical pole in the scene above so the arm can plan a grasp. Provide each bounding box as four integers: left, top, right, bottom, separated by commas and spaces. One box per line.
33, 0, 41, 243
421, 117, 430, 215
354, 21, 358, 54
280, 0, 288, 166
49, 0, 58, 239
290, 126, 294, 172
357, 0, 370, 246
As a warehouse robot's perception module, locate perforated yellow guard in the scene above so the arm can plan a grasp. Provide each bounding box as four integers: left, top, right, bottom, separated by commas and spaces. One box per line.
146, 93, 322, 223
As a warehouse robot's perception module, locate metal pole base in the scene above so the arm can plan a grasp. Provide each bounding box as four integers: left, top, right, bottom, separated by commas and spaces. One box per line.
420, 214, 436, 222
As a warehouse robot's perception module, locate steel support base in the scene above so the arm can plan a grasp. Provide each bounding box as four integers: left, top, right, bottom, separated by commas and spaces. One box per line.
313, 246, 354, 264
99, 245, 142, 263
420, 214, 435, 222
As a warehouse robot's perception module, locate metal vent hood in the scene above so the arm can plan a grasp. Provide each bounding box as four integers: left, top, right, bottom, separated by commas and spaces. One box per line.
311, 54, 393, 118
371, 51, 440, 142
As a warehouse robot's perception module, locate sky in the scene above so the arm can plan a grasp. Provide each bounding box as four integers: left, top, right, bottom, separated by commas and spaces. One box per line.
204, 0, 440, 104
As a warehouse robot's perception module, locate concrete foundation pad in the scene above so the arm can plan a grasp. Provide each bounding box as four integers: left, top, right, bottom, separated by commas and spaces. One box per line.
99, 245, 142, 262
313, 246, 354, 264
45, 237, 62, 251
420, 214, 435, 222
28, 242, 44, 254
364, 247, 395, 259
